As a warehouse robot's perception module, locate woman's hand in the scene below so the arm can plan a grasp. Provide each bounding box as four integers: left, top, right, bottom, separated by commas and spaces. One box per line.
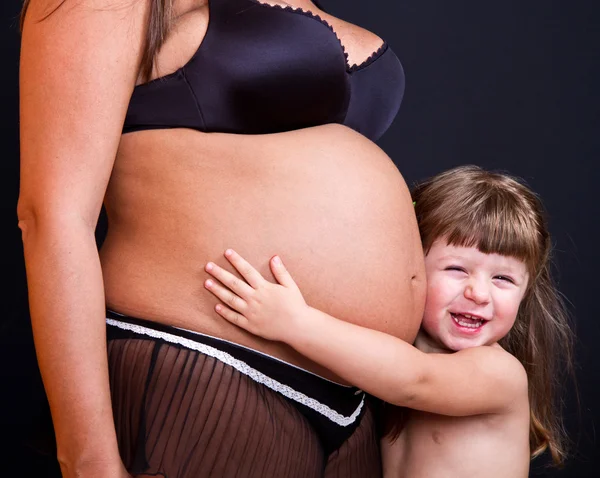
204, 249, 308, 342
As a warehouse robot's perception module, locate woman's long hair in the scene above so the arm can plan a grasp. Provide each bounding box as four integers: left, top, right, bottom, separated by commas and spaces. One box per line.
385, 165, 575, 466
19, 0, 172, 81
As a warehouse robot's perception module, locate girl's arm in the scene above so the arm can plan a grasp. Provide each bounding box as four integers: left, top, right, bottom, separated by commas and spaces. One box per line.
204, 250, 528, 417
18, 1, 149, 475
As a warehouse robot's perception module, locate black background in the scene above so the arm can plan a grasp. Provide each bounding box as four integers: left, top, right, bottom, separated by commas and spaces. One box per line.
1, 0, 598, 476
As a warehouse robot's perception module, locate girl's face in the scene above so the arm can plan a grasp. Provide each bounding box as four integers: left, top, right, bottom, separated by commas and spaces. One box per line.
421, 240, 529, 351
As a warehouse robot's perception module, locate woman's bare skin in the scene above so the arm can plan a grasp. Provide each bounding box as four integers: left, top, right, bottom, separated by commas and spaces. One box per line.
18, 0, 424, 475
102, 124, 426, 382
99, 0, 426, 381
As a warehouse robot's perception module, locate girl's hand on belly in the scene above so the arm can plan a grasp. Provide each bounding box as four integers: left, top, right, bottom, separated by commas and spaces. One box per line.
204, 249, 308, 342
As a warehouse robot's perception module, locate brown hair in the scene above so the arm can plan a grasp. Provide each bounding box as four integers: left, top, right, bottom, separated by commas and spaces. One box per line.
386, 165, 575, 466
19, 0, 172, 82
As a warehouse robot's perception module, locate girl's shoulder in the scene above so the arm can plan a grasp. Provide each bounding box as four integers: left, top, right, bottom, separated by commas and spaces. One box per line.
459, 345, 529, 395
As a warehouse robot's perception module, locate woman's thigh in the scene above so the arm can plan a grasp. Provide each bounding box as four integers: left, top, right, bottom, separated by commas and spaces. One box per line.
108, 337, 325, 478
324, 401, 382, 478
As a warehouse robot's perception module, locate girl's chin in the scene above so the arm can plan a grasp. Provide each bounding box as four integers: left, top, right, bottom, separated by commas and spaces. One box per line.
444, 336, 487, 351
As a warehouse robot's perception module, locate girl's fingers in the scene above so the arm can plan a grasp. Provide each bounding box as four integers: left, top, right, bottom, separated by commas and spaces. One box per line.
205, 261, 254, 298
269, 255, 297, 288
224, 249, 265, 288
204, 279, 247, 313
214, 303, 250, 331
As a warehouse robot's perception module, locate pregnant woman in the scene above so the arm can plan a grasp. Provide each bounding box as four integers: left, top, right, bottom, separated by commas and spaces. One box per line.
17, 0, 426, 477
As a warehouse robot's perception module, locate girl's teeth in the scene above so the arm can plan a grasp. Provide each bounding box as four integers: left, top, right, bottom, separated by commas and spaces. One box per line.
452, 314, 484, 328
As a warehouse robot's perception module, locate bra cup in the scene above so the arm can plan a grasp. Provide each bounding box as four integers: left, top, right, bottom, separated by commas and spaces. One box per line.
344, 48, 405, 141
187, 1, 351, 134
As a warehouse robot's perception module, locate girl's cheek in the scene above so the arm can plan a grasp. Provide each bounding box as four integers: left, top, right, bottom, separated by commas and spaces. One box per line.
420, 314, 438, 337
497, 292, 523, 324
420, 302, 438, 329
427, 275, 450, 294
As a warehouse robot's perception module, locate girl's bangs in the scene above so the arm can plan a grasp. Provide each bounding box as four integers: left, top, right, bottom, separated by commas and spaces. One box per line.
430, 196, 540, 269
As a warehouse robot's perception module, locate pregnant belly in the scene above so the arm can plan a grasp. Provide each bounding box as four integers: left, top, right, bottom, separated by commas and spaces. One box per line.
101, 124, 426, 376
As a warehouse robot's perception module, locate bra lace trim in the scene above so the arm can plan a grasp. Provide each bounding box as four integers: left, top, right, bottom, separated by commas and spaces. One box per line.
249, 1, 385, 72
348, 42, 388, 73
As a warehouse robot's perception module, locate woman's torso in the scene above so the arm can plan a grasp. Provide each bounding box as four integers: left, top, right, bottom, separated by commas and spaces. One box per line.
100, 0, 426, 382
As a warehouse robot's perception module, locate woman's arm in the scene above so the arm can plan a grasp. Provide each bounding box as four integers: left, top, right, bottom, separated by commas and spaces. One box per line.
204, 250, 528, 417
18, 1, 149, 475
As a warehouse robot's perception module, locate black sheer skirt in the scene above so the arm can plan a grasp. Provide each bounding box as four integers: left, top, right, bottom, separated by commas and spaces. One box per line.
107, 311, 382, 478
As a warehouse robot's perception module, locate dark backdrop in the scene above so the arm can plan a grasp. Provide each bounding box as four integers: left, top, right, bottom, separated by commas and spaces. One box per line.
1, 0, 598, 476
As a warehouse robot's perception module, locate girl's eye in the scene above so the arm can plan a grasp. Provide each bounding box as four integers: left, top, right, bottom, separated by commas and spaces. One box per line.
495, 275, 515, 284
445, 266, 465, 273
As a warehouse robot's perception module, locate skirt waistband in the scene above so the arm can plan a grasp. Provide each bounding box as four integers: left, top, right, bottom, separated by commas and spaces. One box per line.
106, 309, 365, 428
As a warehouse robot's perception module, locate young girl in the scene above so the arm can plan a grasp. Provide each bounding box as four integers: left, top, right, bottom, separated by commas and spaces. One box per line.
202, 165, 574, 477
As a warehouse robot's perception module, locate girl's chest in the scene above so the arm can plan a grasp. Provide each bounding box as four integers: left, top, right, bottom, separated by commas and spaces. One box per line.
405, 410, 506, 445
398, 409, 530, 475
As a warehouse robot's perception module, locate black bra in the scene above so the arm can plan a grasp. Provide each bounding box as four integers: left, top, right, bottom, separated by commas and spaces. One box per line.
123, 0, 405, 142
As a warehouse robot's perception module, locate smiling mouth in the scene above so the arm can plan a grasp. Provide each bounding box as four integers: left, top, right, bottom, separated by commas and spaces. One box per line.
450, 313, 486, 329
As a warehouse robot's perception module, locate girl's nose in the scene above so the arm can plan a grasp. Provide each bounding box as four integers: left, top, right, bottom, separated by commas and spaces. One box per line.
464, 280, 490, 305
